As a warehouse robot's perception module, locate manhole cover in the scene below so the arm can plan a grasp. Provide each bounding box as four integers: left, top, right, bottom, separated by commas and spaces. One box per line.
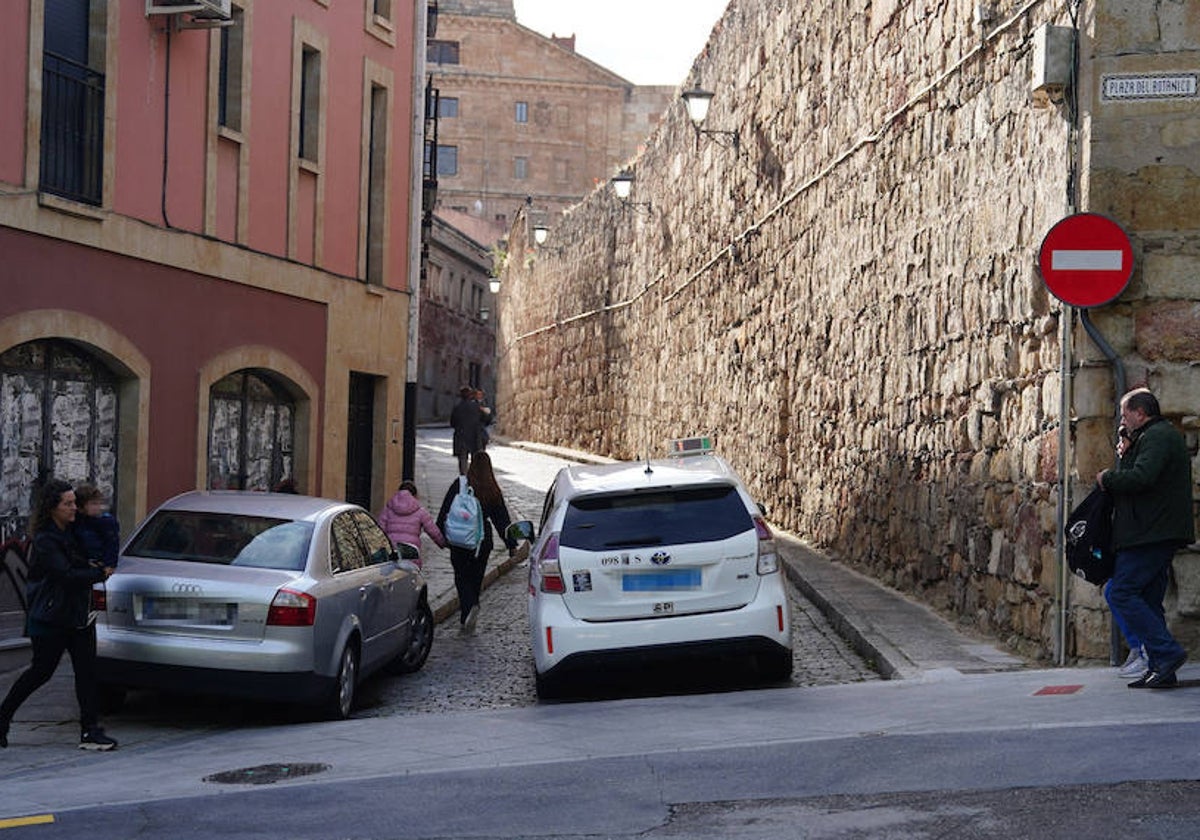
203, 762, 330, 785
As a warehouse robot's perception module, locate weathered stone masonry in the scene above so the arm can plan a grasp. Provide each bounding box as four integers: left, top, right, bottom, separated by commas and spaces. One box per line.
495, 0, 1200, 660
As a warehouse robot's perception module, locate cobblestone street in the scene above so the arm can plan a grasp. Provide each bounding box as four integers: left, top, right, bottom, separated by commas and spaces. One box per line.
358, 429, 879, 716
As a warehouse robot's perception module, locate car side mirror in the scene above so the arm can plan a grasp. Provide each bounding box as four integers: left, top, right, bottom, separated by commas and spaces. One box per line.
506, 520, 535, 543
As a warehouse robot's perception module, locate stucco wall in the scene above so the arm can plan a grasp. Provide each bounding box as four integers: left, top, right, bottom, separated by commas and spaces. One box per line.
495, 0, 1200, 660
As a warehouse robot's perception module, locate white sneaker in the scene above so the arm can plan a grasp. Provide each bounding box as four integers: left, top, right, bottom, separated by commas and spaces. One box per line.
463, 605, 479, 635
1118, 646, 1148, 678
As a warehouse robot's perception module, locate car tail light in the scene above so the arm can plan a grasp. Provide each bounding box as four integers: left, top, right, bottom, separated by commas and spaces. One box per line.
754, 516, 779, 575
91, 586, 106, 613
266, 588, 317, 626
538, 532, 565, 594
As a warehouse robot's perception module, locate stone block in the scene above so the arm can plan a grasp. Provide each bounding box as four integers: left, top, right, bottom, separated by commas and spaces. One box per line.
1136, 301, 1200, 362
1172, 549, 1200, 617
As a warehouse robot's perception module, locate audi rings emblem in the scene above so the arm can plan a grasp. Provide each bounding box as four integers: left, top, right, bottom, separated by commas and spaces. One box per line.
172, 582, 203, 594
650, 551, 671, 566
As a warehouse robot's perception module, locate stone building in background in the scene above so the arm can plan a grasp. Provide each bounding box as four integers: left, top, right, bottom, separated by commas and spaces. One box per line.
494, 0, 1200, 663
428, 0, 674, 231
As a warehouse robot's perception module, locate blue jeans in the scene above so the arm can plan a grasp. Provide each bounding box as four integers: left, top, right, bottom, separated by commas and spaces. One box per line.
1104, 580, 1142, 652
1107, 543, 1185, 671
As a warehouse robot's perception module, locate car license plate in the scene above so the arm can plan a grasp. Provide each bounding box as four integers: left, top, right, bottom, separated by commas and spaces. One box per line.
141, 597, 234, 625
622, 569, 701, 592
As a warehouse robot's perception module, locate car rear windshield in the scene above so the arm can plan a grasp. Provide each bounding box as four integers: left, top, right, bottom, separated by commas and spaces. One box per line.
561, 485, 753, 551
126, 511, 314, 570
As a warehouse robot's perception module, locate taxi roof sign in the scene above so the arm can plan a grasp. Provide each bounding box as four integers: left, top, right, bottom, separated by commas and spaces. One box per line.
667, 436, 714, 456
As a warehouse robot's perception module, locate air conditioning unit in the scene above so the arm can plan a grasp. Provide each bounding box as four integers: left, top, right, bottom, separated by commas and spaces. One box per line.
146, 0, 233, 22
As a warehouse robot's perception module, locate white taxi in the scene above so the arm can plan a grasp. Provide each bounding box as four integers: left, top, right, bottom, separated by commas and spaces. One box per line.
522, 437, 793, 699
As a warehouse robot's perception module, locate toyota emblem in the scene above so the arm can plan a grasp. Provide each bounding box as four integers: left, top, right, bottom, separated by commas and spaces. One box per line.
650, 551, 671, 566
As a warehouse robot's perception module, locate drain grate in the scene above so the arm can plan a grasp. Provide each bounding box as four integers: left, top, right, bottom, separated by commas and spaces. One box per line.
204, 762, 330, 785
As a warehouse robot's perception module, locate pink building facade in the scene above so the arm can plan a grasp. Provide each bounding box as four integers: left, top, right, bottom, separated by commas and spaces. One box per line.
0, 0, 426, 630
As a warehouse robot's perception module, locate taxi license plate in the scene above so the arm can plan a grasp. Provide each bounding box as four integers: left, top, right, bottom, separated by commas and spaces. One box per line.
622, 569, 701, 592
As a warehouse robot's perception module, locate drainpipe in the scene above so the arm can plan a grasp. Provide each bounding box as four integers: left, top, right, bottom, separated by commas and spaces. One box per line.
1056, 306, 1073, 666
1081, 308, 1127, 665
404, 1, 430, 480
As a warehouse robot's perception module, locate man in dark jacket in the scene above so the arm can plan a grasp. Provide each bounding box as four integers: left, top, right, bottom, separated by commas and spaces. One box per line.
1098, 389, 1196, 689
450, 386, 485, 474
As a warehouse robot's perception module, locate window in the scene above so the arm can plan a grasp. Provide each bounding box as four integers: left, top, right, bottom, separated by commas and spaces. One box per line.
562, 486, 752, 551
436, 145, 458, 176
299, 46, 321, 161
438, 96, 458, 118
218, 6, 245, 130
428, 40, 459, 64
514, 156, 528, 180
207, 370, 295, 491
515, 101, 528, 123
372, 0, 392, 20
0, 339, 119, 539
40, 0, 106, 204
365, 83, 388, 284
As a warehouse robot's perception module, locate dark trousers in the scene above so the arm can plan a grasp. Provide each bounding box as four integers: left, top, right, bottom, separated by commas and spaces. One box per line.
0, 626, 99, 730
1108, 542, 1185, 671
449, 547, 487, 624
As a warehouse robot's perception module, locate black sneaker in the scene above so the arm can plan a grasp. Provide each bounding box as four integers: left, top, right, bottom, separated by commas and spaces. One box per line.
79, 727, 118, 751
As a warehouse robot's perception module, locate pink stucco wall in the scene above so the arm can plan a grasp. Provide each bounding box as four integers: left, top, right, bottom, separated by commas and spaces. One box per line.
0, 2, 31, 186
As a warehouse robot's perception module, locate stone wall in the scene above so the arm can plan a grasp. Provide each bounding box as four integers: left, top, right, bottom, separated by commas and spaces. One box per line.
494, 0, 1200, 661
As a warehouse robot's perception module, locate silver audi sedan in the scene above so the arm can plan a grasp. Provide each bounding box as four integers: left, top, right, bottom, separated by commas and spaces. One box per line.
95, 491, 433, 719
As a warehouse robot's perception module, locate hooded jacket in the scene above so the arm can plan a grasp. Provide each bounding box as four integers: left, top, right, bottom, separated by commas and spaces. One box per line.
377, 490, 446, 560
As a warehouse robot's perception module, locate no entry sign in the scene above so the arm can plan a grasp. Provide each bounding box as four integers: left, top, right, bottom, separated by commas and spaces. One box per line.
1038, 213, 1133, 307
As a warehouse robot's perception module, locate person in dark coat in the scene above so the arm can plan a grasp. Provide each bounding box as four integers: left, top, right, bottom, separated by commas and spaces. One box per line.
1098, 389, 1196, 689
450, 386, 486, 474
436, 452, 517, 634
0, 479, 117, 750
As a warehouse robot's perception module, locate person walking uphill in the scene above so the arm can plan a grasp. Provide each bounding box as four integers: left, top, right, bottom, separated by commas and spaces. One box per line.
0, 479, 118, 750
436, 452, 518, 635
450, 386, 486, 475
378, 480, 446, 566
1097, 389, 1196, 690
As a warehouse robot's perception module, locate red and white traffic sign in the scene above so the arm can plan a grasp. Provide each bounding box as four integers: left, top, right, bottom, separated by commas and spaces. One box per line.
1038, 213, 1133, 307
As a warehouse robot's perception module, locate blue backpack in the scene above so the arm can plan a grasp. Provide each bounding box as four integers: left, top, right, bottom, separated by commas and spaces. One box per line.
445, 476, 484, 551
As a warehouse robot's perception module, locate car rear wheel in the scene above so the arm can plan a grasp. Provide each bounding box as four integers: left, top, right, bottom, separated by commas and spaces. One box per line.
389, 598, 433, 674
323, 642, 359, 720
534, 669, 563, 701
759, 648, 794, 682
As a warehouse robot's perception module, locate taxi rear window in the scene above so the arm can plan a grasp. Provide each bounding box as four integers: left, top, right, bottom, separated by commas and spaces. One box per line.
561, 485, 752, 551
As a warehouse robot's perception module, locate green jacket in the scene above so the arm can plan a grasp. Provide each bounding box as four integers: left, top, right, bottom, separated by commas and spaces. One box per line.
1101, 417, 1196, 551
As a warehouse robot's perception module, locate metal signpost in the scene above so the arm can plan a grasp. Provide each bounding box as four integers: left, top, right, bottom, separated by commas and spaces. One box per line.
1038, 212, 1134, 665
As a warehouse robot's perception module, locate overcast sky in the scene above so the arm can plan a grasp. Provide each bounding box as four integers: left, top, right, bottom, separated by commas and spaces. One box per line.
511, 0, 730, 86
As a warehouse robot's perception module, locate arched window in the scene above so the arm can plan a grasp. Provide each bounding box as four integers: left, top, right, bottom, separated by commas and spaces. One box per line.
207, 369, 295, 491
0, 339, 118, 538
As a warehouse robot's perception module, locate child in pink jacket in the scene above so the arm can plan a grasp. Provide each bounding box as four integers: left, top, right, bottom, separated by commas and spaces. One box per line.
377, 481, 446, 566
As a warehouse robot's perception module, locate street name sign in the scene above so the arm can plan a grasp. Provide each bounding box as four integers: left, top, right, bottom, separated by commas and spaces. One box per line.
1037, 213, 1133, 307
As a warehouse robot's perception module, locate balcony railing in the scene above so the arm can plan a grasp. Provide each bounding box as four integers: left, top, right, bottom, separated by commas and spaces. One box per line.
40, 51, 105, 206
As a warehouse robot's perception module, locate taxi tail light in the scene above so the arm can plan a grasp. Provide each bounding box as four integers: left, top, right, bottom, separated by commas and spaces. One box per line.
538, 532, 565, 594
267, 588, 317, 626
91, 586, 106, 613
754, 516, 779, 575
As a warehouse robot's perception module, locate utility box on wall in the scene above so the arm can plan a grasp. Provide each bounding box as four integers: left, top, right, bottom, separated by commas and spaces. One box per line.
1032, 24, 1074, 107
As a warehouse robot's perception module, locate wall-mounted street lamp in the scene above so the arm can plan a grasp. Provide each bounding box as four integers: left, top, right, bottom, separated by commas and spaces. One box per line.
479, 306, 490, 322
533, 224, 549, 245
488, 277, 501, 294
681, 87, 740, 154
611, 170, 652, 214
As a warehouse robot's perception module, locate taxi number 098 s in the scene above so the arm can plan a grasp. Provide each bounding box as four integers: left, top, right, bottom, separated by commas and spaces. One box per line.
653, 602, 674, 614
